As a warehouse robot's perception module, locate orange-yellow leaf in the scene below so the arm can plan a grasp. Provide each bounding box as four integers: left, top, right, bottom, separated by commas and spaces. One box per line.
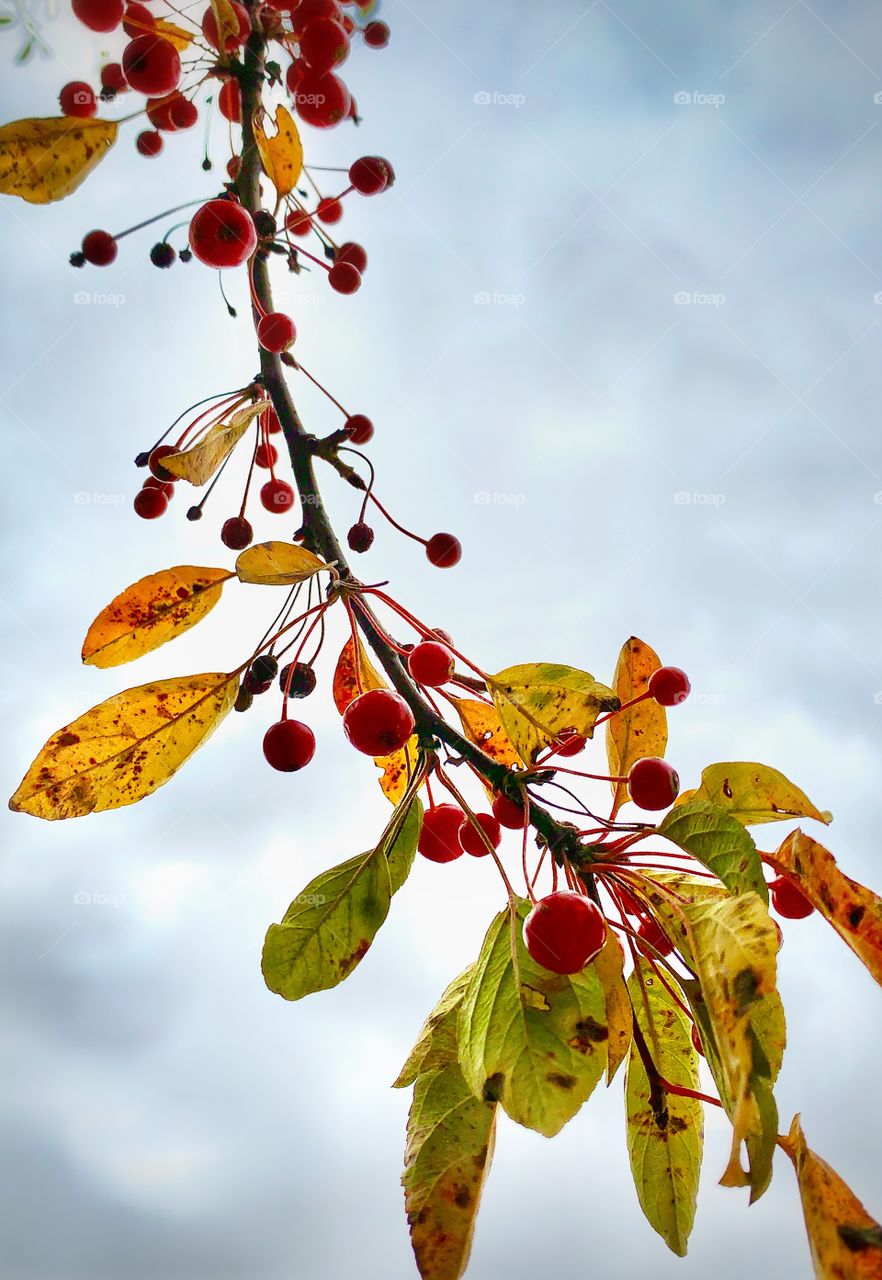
9, 673, 237, 820
162, 402, 263, 486
776, 830, 882, 987
0, 117, 118, 204
82, 566, 232, 668
253, 105, 303, 197
606, 636, 667, 816
332, 636, 419, 804
154, 18, 194, 48
235, 541, 327, 586
783, 1116, 882, 1279
209, 0, 243, 52
448, 697, 520, 768
680, 762, 831, 826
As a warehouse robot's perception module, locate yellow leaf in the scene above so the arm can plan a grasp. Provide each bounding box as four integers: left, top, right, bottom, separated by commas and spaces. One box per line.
606, 636, 667, 816
783, 1116, 882, 1279
776, 829, 882, 987
162, 402, 264, 486
209, 0, 243, 51
153, 18, 194, 49
331, 636, 420, 804
82, 566, 232, 668
487, 662, 619, 765
0, 117, 118, 205
680, 762, 831, 826
9, 673, 237, 820
235, 541, 328, 586
253, 105, 303, 197
448, 696, 520, 768
594, 927, 632, 1084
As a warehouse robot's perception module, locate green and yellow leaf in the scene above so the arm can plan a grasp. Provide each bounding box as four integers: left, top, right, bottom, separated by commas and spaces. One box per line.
659, 798, 768, 900
606, 637, 667, 816
678, 762, 831, 827
81, 566, 232, 668
9, 672, 237, 820
448, 697, 521, 769
395, 968, 473, 1089
487, 663, 619, 766
235, 542, 328, 586
253, 104, 303, 197
0, 116, 118, 204
595, 926, 631, 1083
162, 402, 264, 486
332, 635, 420, 804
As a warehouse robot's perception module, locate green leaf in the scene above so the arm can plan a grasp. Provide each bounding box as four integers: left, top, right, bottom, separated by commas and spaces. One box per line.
679, 762, 831, 827
606, 637, 667, 816
626, 959, 703, 1256
262, 798, 422, 1000
457, 899, 609, 1137
659, 798, 768, 901
395, 967, 473, 1089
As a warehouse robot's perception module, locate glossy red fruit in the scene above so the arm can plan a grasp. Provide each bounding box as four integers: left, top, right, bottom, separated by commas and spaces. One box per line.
220, 515, 253, 549
59, 82, 97, 117
285, 58, 307, 94
344, 413, 373, 444
148, 444, 178, 481
218, 79, 242, 123
142, 476, 174, 498
260, 478, 295, 513
769, 875, 814, 920
628, 757, 679, 810
426, 532, 461, 567
637, 916, 673, 957
133, 486, 168, 519
257, 312, 297, 352
170, 96, 198, 129
317, 196, 343, 224
336, 241, 367, 273
293, 72, 350, 127
146, 94, 180, 131
342, 688, 414, 756
418, 804, 465, 863
299, 17, 349, 74
81, 230, 117, 266
408, 641, 454, 687
552, 728, 586, 757
189, 199, 256, 268
263, 719, 315, 771
202, 0, 250, 50
100, 62, 128, 94
122, 36, 181, 96
348, 155, 389, 195
136, 129, 163, 156
492, 792, 525, 829
72, 0, 123, 33
363, 19, 390, 47
286, 207, 312, 236
122, 2, 153, 35
291, 0, 340, 38
524, 892, 605, 974
648, 665, 691, 707
255, 442, 278, 469
328, 261, 361, 294
459, 812, 501, 858
262, 405, 282, 434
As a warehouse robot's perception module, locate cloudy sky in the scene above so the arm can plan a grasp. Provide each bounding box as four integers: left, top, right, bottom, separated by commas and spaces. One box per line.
2, 0, 882, 1277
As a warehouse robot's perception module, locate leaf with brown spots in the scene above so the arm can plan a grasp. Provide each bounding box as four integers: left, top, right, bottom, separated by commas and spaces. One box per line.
0, 117, 118, 204
782, 1116, 882, 1279
606, 637, 667, 816
253, 104, 303, 197
594, 927, 632, 1083
332, 635, 420, 804
162, 402, 264, 486
678, 762, 831, 827
9, 672, 237, 820
659, 798, 768, 900
81, 566, 233, 668
625, 959, 703, 1256
235, 542, 328, 586
457, 899, 609, 1137
775, 829, 882, 987
448, 697, 520, 768
487, 663, 619, 766
395, 967, 473, 1089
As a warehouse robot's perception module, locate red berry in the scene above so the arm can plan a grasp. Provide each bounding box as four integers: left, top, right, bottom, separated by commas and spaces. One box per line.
257, 312, 297, 352
347, 522, 374, 552
408, 641, 454, 687
613, 884, 643, 916
317, 196, 343, 224
218, 79, 242, 123
628, 757, 679, 811
637, 916, 673, 957
418, 804, 465, 864
551, 728, 586, 757
148, 444, 178, 481
348, 155, 389, 195
336, 241, 367, 273
100, 62, 128, 95
286, 207, 313, 236
81, 230, 117, 266
299, 17, 349, 74
293, 71, 350, 127
342, 688, 414, 756
122, 2, 154, 36
255, 442, 278, 469
291, 0, 340, 38
170, 96, 198, 129
363, 19, 390, 48
344, 413, 373, 444
136, 129, 163, 156
769, 875, 814, 920
142, 476, 174, 498
59, 81, 97, 118
459, 812, 501, 858
263, 719, 315, 771
221, 515, 253, 549
492, 792, 525, 829
202, 0, 250, 50
133, 487, 168, 519
328, 261, 361, 294
122, 36, 181, 97
146, 94, 180, 131
285, 58, 307, 94
648, 666, 691, 707
260, 478, 295, 513
72, 0, 123, 32
426, 532, 461, 568
524, 892, 605, 975
262, 405, 282, 434
189, 199, 256, 269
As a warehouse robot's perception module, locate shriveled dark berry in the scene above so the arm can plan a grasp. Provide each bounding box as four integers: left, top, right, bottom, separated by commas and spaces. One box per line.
279, 661, 317, 698
234, 686, 254, 713
186, 505, 202, 521
348, 521, 374, 552
251, 654, 279, 683
150, 242, 176, 268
